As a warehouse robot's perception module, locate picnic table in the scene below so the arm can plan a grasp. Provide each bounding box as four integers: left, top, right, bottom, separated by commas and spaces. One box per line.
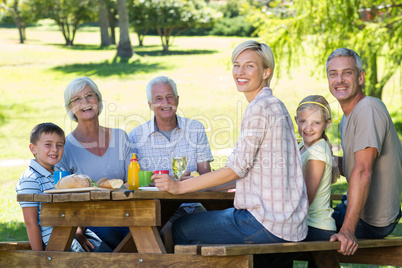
16, 188, 235, 254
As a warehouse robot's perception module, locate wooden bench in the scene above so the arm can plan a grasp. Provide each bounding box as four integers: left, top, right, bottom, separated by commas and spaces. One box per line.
175, 237, 402, 267
0, 241, 31, 251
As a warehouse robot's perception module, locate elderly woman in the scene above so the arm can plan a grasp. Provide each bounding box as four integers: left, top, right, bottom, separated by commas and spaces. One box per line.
153, 41, 308, 262
59, 77, 131, 250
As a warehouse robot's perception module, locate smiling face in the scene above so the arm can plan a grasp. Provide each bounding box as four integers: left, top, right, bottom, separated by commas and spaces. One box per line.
295, 108, 331, 147
327, 56, 365, 108
148, 83, 179, 122
68, 85, 99, 122
232, 49, 271, 102
29, 132, 65, 172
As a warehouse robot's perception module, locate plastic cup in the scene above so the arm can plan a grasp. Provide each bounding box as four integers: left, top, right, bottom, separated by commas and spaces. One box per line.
139, 171, 153, 187
153, 170, 169, 175
53, 171, 70, 184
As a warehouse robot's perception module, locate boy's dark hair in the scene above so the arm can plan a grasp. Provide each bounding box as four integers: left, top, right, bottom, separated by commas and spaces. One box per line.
30, 123, 65, 144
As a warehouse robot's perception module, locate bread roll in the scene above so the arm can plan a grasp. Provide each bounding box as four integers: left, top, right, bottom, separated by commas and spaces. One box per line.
99, 178, 124, 189
55, 174, 92, 189
97, 177, 109, 185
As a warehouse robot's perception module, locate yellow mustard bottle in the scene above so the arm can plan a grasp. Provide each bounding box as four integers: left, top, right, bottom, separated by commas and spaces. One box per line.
127, 153, 141, 190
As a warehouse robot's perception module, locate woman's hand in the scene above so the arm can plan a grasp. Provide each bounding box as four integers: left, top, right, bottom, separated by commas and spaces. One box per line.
75, 227, 94, 252
152, 174, 180, 194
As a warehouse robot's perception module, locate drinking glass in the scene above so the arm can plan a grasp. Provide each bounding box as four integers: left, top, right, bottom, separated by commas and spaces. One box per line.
172, 154, 187, 182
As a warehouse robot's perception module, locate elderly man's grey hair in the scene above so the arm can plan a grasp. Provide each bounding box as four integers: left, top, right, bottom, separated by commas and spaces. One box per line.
146, 76, 178, 103
326, 48, 363, 74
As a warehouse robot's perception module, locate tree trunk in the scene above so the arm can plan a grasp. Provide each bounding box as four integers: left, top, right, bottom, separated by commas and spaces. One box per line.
136, 29, 147, 47
365, 52, 382, 99
137, 31, 143, 46
107, 8, 116, 44
17, 21, 24, 44
99, 0, 111, 46
8, 1, 24, 44
116, 0, 133, 59
156, 27, 170, 52
21, 26, 26, 41
59, 22, 73, 46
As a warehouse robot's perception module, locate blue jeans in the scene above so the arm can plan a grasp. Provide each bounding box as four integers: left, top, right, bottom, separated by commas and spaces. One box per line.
70, 229, 112, 252
305, 226, 336, 241
173, 208, 294, 268
87, 226, 130, 250
332, 195, 401, 238
44, 229, 112, 252
172, 207, 286, 245
304, 226, 336, 268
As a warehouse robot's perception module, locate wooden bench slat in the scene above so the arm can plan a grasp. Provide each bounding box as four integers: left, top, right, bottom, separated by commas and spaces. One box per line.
0, 251, 252, 267
187, 237, 402, 256
201, 241, 340, 256
0, 242, 31, 251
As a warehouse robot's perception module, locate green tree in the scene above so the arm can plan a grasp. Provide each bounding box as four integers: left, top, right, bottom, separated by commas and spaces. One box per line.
0, 0, 38, 43
34, 0, 97, 46
128, 0, 153, 46
247, 0, 402, 99
130, 0, 220, 52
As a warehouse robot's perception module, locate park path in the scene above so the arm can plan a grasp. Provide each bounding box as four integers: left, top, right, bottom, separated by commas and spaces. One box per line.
0, 159, 29, 167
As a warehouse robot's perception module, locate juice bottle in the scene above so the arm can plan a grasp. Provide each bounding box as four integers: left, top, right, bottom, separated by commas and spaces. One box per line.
127, 153, 141, 190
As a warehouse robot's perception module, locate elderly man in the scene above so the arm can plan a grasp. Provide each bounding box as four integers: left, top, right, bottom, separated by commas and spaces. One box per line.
326, 48, 402, 256
128, 76, 214, 252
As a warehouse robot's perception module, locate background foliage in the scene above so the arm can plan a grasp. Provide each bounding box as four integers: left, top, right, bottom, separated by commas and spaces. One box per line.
246, 0, 402, 100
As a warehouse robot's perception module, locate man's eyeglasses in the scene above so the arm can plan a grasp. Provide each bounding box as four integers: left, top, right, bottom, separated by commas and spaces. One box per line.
69, 92, 98, 105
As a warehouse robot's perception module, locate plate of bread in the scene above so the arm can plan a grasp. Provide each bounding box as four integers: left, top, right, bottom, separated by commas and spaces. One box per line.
44, 174, 124, 193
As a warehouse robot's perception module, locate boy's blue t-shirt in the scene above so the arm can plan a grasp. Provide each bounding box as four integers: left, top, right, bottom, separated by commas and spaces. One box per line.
15, 159, 61, 247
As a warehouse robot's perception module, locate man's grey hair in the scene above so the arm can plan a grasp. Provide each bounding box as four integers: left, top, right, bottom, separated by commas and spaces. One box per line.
146, 76, 178, 102
326, 48, 363, 74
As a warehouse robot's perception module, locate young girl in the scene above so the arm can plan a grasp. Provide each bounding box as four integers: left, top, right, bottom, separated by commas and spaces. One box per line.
295, 95, 340, 241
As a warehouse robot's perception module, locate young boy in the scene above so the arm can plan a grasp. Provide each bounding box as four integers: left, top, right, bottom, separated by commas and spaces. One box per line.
16, 122, 112, 252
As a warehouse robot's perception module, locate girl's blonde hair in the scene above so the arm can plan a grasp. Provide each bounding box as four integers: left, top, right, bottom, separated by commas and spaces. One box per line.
296, 95, 340, 183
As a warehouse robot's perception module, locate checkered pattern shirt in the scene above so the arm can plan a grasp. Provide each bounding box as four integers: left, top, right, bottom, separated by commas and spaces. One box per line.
16, 160, 62, 247
128, 115, 213, 177
226, 87, 308, 242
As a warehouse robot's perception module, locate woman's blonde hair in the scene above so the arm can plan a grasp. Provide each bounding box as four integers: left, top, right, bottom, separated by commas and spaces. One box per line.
296, 95, 340, 183
231, 40, 275, 87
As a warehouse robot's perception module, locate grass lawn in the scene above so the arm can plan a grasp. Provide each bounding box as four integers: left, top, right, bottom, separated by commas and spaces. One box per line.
0, 24, 401, 268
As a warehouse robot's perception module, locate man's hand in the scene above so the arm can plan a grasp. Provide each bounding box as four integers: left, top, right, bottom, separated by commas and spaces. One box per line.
330, 229, 358, 255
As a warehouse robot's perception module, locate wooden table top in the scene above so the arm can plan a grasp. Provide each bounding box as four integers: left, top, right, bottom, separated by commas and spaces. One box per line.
17, 189, 235, 203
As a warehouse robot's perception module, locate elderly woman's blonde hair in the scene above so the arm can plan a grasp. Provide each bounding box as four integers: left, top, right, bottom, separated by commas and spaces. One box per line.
64, 77, 103, 122
231, 40, 275, 87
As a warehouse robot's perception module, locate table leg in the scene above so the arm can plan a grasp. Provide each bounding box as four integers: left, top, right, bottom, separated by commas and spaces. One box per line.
312, 251, 340, 268
46, 227, 77, 251
113, 232, 137, 253
130, 226, 167, 254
